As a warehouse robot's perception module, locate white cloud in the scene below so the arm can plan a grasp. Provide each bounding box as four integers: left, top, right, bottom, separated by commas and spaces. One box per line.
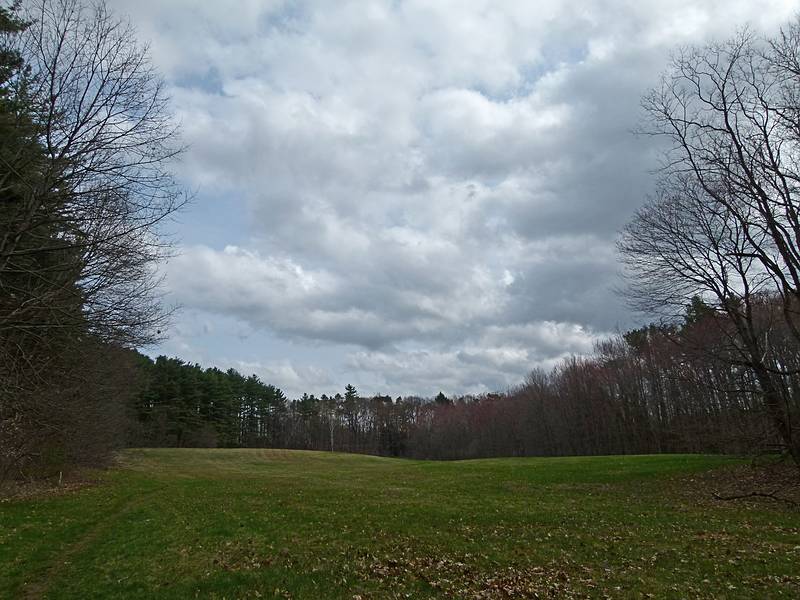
233, 359, 337, 397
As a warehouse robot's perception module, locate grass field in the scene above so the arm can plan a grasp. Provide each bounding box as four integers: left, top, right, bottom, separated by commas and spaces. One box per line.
1, 450, 799, 599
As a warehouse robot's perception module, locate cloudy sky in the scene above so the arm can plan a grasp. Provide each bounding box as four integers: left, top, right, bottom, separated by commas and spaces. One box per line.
108, 0, 798, 398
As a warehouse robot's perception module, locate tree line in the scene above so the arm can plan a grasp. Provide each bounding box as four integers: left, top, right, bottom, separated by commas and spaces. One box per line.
130, 298, 795, 461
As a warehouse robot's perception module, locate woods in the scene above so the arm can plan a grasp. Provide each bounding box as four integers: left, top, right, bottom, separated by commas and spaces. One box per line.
128, 304, 795, 460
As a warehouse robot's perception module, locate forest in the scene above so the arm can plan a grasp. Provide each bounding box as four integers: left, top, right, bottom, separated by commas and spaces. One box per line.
2, 0, 800, 484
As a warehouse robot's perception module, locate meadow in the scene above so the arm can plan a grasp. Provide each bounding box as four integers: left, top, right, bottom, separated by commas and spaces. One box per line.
1, 449, 798, 599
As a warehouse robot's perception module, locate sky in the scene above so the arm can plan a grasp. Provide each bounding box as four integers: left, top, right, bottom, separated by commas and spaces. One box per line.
107, 0, 799, 399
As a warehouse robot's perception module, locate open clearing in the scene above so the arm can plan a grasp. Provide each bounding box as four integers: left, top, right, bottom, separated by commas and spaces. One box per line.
1, 450, 799, 599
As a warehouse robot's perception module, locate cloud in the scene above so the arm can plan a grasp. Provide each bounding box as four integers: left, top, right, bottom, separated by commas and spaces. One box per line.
347, 320, 603, 396
233, 359, 337, 396
111, 0, 800, 396
167, 243, 513, 349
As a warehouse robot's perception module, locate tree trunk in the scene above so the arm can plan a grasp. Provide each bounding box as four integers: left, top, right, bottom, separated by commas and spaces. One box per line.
752, 364, 800, 465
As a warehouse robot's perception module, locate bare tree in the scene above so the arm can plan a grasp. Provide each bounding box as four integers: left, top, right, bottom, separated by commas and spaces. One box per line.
620, 23, 800, 463
1, 0, 184, 347
638, 26, 800, 345
0, 0, 185, 480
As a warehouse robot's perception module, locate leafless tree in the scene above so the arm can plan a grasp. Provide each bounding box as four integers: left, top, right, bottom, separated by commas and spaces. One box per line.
0, 0, 185, 481
1, 0, 184, 346
638, 25, 800, 345
620, 23, 800, 463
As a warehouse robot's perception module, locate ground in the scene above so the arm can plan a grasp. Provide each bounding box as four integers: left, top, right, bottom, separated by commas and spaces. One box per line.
1, 449, 798, 599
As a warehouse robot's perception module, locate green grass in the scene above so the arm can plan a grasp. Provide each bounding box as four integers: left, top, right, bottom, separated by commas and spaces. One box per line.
1, 450, 798, 599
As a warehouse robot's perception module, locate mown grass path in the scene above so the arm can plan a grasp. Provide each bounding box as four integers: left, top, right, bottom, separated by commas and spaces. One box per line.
1, 450, 798, 599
